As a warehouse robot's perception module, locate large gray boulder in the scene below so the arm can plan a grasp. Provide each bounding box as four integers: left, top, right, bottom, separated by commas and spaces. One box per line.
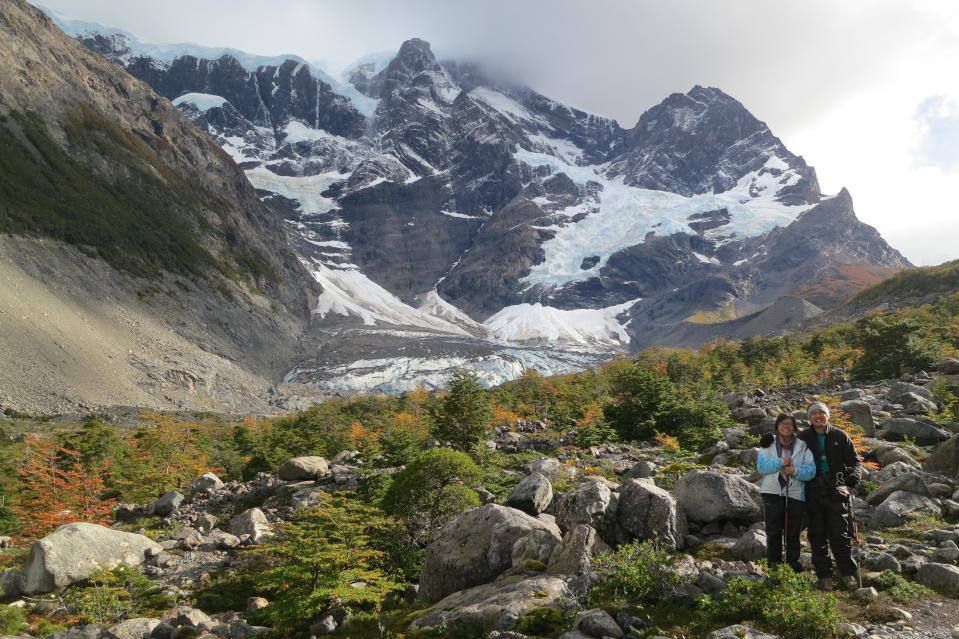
939, 358, 959, 375
554, 479, 617, 535
707, 626, 779, 639
506, 473, 553, 516
109, 619, 161, 639
731, 528, 767, 561
837, 400, 876, 436
924, 435, 959, 477
546, 524, 608, 576
865, 472, 929, 506
45, 625, 119, 639
409, 575, 568, 635
190, 472, 224, 493
880, 418, 950, 446
674, 470, 762, 523
228, 508, 274, 544
916, 562, 959, 595
512, 529, 562, 568
419, 504, 562, 602
573, 609, 623, 639
872, 491, 942, 528
888, 382, 939, 405
0, 567, 23, 597
277, 456, 330, 480
23, 523, 161, 594
151, 491, 184, 517
616, 478, 686, 550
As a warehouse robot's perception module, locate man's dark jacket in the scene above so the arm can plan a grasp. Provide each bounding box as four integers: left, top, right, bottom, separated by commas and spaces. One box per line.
799, 424, 862, 490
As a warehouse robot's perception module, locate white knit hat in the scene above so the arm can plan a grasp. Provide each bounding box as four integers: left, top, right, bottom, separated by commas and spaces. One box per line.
807, 401, 830, 418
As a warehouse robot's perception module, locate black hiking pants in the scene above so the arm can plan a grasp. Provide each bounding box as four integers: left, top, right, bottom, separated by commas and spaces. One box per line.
763, 494, 805, 572
806, 489, 858, 579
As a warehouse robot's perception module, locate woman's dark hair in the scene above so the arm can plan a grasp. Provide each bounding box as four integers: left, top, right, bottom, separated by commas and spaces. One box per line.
775, 413, 797, 430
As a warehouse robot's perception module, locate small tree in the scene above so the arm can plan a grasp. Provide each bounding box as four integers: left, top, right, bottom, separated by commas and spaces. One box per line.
251, 493, 402, 634
381, 448, 482, 545
431, 370, 492, 451
14, 437, 114, 539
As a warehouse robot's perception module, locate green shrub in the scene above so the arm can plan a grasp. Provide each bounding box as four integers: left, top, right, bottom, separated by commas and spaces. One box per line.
63, 565, 175, 625
873, 570, 934, 602
590, 540, 686, 606
0, 605, 28, 635
382, 448, 482, 546
699, 564, 840, 639
250, 493, 402, 634
514, 606, 567, 635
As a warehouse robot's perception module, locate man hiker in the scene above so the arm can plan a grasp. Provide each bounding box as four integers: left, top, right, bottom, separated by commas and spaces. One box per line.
799, 401, 862, 591
757, 414, 815, 572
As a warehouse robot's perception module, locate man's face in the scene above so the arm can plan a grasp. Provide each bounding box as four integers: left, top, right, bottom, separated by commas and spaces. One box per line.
810, 409, 829, 429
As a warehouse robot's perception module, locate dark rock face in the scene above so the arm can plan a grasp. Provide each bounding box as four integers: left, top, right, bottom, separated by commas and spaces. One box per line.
62, 24, 912, 389
124, 54, 366, 138
607, 86, 820, 205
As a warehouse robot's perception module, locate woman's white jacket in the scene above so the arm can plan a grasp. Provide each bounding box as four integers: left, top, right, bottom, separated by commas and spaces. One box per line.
756, 437, 815, 501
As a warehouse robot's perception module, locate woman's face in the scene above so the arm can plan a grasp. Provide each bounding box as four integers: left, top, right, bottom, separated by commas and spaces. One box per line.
777, 419, 796, 437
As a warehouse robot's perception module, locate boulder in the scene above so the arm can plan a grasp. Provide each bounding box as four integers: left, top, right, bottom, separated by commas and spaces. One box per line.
939, 358, 959, 375
624, 460, 656, 480
277, 456, 330, 481
409, 575, 568, 634
916, 562, 959, 595
506, 473, 553, 516
546, 524, 608, 576
616, 478, 685, 550
880, 418, 950, 446
674, 470, 762, 523
865, 472, 929, 506
707, 626, 779, 639
45, 625, 119, 639
109, 619, 160, 639
419, 504, 561, 602
872, 491, 942, 528
190, 472, 224, 493
512, 529, 561, 567
152, 491, 184, 517
228, 508, 273, 544
888, 382, 938, 405
0, 567, 23, 597
23, 523, 161, 594
731, 528, 767, 561
573, 608, 623, 639
874, 447, 919, 469
554, 479, 617, 535
837, 400, 876, 436
924, 435, 959, 477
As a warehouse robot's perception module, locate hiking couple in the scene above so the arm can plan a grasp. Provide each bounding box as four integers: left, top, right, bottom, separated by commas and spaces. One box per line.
756, 402, 862, 591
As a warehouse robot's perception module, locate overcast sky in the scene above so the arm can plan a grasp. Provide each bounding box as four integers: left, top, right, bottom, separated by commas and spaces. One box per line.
35, 0, 959, 266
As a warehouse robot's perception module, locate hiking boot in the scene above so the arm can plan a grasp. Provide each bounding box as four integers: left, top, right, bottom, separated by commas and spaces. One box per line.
841, 575, 861, 590
814, 577, 833, 591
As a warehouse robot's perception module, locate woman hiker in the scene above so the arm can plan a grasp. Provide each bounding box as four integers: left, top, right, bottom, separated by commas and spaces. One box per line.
757, 413, 815, 572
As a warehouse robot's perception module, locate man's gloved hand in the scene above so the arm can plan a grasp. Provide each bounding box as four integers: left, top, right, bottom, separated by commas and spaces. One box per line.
759, 432, 774, 448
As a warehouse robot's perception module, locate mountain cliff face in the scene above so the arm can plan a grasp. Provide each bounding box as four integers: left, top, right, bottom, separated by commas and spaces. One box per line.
0, 0, 318, 413
10, 5, 912, 401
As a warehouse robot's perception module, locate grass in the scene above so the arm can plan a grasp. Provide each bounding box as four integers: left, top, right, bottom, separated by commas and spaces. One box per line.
852, 259, 959, 305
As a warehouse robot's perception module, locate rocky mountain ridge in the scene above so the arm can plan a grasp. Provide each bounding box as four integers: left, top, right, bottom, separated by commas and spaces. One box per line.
0, 1, 914, 411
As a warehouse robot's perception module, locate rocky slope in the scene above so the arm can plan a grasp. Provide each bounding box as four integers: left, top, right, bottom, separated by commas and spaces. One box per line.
0, 0, 321, 413
5, 363, 959, 637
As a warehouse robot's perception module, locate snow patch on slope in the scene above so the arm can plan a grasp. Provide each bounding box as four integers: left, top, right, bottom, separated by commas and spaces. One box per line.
515, 150, 813, 287
483, 299, 639, 346
306, 262, 471, 335
172, 93, 227, 111
244, 167, 341, 217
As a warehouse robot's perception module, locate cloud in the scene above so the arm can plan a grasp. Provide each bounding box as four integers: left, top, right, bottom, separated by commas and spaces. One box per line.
914, 95, 959, 171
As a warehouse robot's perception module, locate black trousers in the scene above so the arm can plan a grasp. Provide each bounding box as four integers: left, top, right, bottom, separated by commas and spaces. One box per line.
763, 494, 805, 571
806, 490, 858, 579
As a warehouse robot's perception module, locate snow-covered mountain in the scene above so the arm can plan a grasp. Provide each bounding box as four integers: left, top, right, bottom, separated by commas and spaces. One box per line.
49, 8, 910, 392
